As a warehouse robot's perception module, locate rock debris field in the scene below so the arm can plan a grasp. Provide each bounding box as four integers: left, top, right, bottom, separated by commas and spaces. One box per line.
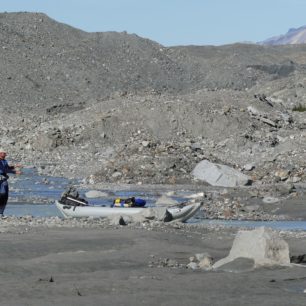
1, 13, 306, 220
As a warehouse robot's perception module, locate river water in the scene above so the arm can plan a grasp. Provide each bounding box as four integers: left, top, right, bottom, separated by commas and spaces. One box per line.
5, 167, 306, 231
6, 167, 189, 216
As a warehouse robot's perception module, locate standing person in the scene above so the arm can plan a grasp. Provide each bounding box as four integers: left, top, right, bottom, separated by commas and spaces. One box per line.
0, 148, 21, 216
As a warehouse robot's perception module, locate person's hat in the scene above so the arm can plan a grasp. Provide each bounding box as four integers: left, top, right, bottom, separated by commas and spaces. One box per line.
0, 148, 6, 153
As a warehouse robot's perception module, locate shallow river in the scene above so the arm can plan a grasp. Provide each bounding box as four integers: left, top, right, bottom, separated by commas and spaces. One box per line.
5, 167, 306, 231
7, 167, 191, 216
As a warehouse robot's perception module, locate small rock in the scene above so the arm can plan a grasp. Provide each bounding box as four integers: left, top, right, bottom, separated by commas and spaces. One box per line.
112, 171, 122, 178
243, 204, 260, 212
187, 262, 199, 270
244, 163, 255, 171
142, 141, 150, 147
262, 197, 279, 204
274, 170, 290, 181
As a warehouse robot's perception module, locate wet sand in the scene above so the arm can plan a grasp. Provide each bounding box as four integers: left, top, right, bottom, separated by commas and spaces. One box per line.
1, 223, 306, 305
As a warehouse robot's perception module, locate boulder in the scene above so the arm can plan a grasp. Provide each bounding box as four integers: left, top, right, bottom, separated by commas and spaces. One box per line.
151, 207, 173, 222
107, 215, 130, 226
213, 227, 290, 269
136, 207, 173, 222
155, 195, 179, 206
192, 160, 251, 187
198, 255, 213, 270
85, 190, 109, 198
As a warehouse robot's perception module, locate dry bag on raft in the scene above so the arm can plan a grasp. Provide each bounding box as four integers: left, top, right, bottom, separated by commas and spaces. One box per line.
112, 197, 146, 208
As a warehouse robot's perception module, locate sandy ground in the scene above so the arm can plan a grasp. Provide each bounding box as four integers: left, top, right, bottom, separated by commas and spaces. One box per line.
1, 224, 306, 306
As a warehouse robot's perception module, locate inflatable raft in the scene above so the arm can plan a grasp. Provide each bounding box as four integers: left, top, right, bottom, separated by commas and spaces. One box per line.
55, 200, 202, 223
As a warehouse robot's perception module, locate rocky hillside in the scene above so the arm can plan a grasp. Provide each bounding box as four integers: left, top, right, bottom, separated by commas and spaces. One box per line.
1, 12, 306, 187
261, 25, 306, 45
0, 12, 202, 113
1, 12, 306, 114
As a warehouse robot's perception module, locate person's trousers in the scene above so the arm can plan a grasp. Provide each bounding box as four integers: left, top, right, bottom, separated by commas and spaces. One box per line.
0, 184, 9, 215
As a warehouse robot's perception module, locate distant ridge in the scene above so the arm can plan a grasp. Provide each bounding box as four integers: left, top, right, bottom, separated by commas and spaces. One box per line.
260, 25, 306, 45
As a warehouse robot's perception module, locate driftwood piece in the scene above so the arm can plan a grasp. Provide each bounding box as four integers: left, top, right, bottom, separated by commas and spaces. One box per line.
247, 106, 277, 127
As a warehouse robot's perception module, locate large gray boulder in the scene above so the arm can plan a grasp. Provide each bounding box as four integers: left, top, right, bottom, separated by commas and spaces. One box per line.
85, 190, 109, 198
191, 160, 251, 187
213, 227, 290, 269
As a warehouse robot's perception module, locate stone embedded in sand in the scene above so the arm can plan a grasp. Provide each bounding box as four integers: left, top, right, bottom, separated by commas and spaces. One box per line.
142, 207, 173, 222
213, 227, 290, 269
107, 215, 129, 225
187, 262, 198, 270
274, 170, 290, 181
198, 256, 213, 270
243, 163, 255, 171
262, 196, 279, 204
215, 257, 255, 273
